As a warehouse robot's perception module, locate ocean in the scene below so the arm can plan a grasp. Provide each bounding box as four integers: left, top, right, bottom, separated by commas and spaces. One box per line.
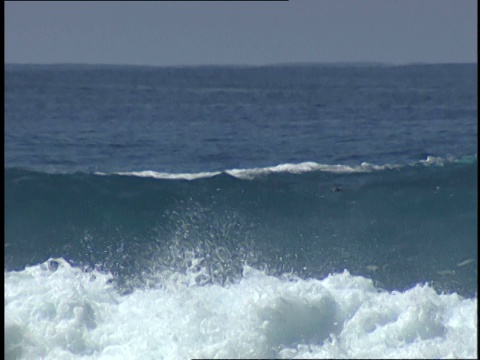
4, 63, 477, 359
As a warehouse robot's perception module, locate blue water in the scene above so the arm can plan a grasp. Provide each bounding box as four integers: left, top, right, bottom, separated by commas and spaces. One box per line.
5, 64, 477, 172
4, 63, 477, 359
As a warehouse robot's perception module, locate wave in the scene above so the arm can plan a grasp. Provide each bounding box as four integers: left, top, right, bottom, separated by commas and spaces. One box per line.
5, 155, 477, 298
92, 155, 477, 181
4, 156, 478, 358
4, 258, 477, 359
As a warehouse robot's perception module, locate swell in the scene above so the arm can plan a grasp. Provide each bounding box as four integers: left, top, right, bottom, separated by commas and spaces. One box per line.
5, 159, 478, 296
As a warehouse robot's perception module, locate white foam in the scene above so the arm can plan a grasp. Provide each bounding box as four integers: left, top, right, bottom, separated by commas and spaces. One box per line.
95, 170, 222, 181
225, 162, 377, 179
418, 155, 447, 166
94, 155, 475, 181
224, 160, 412, 179
4, 259, 477, 359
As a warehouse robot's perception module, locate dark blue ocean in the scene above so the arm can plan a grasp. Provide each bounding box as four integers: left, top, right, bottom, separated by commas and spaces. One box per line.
4, 64, 477, 359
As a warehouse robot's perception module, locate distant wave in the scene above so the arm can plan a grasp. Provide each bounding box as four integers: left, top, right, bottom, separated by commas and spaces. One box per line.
92, 155, 477, 181
98, 170, 223, 181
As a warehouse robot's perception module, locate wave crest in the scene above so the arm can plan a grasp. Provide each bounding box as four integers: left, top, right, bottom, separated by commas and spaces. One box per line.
93, 154, 476, 181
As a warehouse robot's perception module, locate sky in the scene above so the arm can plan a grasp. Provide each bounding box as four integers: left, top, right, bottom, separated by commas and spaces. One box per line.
5, 0, 477, 66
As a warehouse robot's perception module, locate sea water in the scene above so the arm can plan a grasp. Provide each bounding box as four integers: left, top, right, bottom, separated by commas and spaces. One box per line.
4, 64, 477, 359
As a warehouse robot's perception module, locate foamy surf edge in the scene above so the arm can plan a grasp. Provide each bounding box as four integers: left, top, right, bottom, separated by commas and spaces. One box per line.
4, 258, 478, 359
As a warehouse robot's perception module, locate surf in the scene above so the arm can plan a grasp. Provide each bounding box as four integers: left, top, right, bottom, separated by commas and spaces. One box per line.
4, 258, 477, 359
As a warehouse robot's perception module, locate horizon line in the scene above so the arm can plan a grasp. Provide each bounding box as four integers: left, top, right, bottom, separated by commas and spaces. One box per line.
4, 60, 478, 69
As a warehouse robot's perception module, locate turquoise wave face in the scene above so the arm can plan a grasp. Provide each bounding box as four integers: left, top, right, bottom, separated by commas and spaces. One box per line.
5, 159, 477, 297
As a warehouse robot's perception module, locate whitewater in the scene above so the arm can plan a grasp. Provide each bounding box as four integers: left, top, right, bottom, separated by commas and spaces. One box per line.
5, 258, 476, 359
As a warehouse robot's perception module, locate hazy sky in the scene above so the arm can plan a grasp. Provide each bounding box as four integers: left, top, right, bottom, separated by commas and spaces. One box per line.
5, 1, 477, 66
